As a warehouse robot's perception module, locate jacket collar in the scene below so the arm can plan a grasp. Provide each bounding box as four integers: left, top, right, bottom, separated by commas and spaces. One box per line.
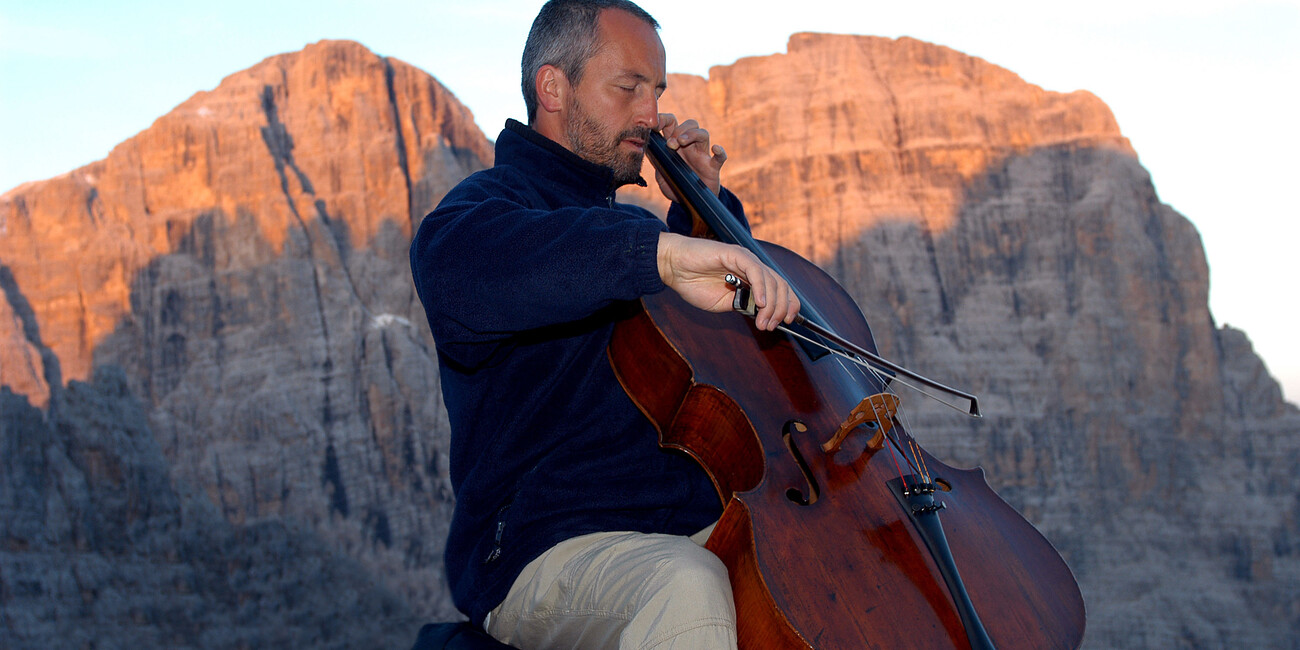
496, 119, 647, 199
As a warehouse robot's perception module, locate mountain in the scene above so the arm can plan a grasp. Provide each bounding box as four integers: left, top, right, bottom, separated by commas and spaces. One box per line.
2, 35, 1296, 648
1, 39, 489, 647
625, 33, 1299, 647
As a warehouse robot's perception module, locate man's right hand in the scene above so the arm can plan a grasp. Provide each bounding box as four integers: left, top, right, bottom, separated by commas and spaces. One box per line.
656, 232, 800, 331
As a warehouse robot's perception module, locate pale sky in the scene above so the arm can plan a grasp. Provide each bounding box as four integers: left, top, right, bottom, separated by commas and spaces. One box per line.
2, 0, 1297, 404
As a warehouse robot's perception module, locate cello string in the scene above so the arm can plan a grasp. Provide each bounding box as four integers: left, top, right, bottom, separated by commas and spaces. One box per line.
848, 346, 930, 486
884, 430, 913, 491
908, 438, 930, 484
773, 321, 965, 488
745, 283, 949, 487
731, 269, 930, 485
886, 377, 931, 485
774, 324, 974, 416
826, 338, 920, 487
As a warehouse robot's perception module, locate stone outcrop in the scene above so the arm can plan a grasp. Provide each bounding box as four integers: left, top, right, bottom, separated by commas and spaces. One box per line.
1, 39, 490, 643
1, 34, 1296, 648
1, 369, 420, 648
626, 34, 1299, 647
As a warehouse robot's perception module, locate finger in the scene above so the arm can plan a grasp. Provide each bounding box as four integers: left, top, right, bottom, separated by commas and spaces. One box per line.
658, 113, 678, 140
728, 253, 764, 308
669, 122, 710, 153
765, 273, 787, 330
783, 285, 801, 324
766, 276, 790, 331
763, 272, 798, 330
673, 122, 707, 149
755, 268, 782, 330
711, 144, 727, 169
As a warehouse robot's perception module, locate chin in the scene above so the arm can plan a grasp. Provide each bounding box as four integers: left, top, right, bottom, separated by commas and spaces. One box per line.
614, 154, 645, 181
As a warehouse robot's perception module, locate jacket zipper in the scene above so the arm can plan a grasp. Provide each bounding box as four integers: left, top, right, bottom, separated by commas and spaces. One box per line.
483, 504, 510, 564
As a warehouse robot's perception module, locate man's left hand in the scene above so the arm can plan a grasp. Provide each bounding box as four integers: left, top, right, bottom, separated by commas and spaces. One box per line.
657, 113, 726, 199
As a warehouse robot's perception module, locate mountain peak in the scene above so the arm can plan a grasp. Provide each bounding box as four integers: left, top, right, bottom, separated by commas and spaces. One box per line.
0, 39, 492, 404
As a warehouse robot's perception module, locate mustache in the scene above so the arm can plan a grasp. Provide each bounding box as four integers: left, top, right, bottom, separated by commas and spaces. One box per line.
618, 126, 653, 143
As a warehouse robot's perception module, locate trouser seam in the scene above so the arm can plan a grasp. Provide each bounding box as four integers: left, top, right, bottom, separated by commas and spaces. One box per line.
636, 616, 736, 650
494, 607, 634, 624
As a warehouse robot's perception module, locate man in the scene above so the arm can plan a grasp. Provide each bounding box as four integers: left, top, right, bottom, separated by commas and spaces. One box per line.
410, 1, 799, 647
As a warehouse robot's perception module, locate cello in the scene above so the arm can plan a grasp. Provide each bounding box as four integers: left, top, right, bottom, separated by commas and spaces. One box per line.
607, 131, 1087, 649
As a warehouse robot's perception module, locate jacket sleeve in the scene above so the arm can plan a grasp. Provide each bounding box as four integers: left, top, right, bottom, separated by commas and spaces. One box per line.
410, 174, 668, 355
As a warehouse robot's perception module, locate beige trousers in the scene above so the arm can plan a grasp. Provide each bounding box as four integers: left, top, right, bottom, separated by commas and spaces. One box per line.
484, 525, 737, 650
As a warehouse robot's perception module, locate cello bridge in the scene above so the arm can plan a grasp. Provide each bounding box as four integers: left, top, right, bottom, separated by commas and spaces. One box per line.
822, 393, 900, 453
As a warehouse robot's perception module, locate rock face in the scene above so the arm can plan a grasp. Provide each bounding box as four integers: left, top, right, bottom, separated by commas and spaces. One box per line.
1, 39, 489, 646
627, 34, 1299, 648
1, 34, 1296, 649
1, 369, 420, 648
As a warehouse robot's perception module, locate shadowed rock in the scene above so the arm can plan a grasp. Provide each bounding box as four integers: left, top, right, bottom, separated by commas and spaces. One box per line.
628, 33, 1299, 647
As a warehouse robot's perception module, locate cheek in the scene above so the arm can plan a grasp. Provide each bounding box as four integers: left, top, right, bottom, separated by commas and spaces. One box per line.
598, 95, 637, 128
600, 90, 634, 113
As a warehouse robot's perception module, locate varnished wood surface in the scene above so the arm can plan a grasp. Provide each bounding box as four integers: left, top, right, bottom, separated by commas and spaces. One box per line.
609, 242, 1085, 649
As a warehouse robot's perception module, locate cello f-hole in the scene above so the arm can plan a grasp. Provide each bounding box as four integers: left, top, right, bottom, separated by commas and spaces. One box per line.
782, 421, 820, 506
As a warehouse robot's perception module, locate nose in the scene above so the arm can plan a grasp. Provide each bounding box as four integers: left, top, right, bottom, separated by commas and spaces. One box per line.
634, 91, 657, 128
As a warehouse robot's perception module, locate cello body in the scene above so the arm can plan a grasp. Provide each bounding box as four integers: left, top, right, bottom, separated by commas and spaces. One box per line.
608, 241, 1086, 649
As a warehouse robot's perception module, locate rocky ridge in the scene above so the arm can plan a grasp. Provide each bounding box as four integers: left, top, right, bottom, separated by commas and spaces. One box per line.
2, 34, 1296, 648
1, 369, 420, 648
2, 39, 490, 647
627, 34, 1299, 647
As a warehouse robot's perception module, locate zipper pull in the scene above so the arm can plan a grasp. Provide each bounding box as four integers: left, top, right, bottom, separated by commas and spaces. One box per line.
483, 518, 506, 564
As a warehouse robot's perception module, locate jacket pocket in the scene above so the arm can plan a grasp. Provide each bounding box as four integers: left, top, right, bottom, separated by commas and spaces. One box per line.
482, 503, 510, 564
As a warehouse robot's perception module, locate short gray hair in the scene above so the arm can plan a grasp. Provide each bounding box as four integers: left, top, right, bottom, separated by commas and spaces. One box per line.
521, 0, 659, 124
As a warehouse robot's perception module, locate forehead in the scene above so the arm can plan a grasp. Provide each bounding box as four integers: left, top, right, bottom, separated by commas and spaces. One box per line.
588, 9, 666, 79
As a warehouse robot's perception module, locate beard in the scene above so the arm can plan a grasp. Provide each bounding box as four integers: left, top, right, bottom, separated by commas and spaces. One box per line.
564, 98, 650, 185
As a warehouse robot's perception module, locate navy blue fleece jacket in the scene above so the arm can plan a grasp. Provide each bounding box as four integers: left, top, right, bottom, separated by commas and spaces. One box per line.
410, 119, 746, 625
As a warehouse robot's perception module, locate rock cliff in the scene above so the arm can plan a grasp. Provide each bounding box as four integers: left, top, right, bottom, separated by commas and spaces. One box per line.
1, 369, 420, 647
630, 34, 1300, 648
2, 39, 489, 646
2, 34, 1296, 648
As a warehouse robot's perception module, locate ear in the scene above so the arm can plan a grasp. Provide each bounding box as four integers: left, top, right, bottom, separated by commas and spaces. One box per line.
535, 64, 568, 115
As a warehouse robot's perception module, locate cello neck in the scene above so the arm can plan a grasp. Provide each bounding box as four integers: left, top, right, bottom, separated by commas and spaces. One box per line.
645, 130, 982, 417
645, 132, 766, 257
645, 131, 826, 328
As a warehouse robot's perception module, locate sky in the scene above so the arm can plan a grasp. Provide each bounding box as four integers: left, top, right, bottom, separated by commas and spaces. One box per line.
2, 0, 1297, 404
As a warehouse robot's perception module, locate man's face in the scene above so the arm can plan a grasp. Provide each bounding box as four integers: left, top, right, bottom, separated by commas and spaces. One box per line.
564, 9, 666, 184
